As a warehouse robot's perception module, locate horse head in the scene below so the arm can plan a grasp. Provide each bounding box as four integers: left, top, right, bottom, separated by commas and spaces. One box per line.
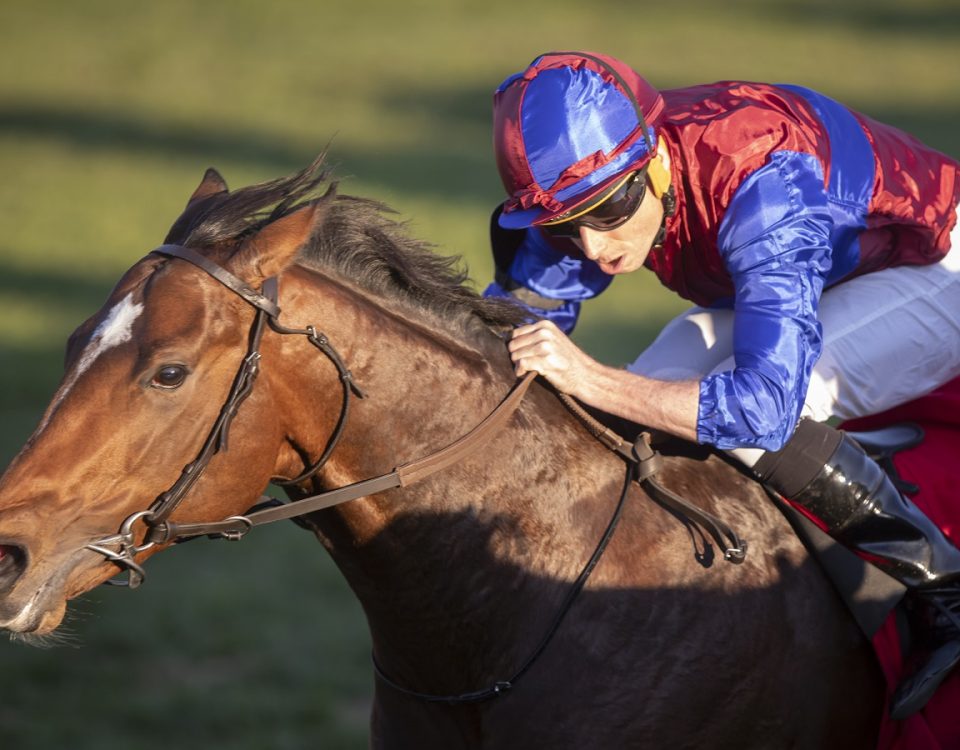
0, 161, 343, 634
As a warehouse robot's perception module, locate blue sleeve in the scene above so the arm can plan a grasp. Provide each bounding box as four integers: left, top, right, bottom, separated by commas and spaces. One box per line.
482, 228, 613, 333
697, 151, 834, 451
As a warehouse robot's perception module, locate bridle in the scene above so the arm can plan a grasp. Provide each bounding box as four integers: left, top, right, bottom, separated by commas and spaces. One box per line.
84, 243, 746, 704
85, 243, 536, 587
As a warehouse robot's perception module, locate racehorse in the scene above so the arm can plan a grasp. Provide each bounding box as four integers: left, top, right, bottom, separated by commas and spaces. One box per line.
0, 158, 882, 748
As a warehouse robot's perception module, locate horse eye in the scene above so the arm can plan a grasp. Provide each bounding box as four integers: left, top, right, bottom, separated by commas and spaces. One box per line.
151, 365, 188, 389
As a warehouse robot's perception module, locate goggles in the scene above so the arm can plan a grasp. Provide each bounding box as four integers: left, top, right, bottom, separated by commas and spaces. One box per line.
539, 170, 647, 239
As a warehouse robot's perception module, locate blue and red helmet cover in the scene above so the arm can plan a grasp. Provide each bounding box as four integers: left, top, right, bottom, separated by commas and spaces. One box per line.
494, 51, 664, 229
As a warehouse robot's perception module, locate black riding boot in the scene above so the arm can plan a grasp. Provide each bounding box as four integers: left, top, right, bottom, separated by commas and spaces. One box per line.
754, 418, 960, 719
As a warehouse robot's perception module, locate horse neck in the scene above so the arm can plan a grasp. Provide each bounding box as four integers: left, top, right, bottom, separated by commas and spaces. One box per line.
278, 271, 623, 693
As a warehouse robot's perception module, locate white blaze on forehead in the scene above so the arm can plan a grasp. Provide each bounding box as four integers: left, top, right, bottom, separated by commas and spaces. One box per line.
75, 293, 144, 378
32, 293, 144, 437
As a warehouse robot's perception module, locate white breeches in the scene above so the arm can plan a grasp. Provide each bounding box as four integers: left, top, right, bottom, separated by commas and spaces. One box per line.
628, 221, 960, 465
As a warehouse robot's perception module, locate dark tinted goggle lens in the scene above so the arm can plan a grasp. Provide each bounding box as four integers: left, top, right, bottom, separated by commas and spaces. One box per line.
541, 172, 646, 239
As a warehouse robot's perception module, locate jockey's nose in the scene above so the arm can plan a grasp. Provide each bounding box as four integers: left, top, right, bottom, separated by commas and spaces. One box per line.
579, 226, 605, 261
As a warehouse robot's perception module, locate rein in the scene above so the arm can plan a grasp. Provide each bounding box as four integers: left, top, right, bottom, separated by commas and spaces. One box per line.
85, 244, 746, 705
85, 244, 537, 585
555, 392, 747, 565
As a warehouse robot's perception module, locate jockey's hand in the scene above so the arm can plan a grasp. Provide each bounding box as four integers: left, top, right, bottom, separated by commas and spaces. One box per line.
508, 319, 700, 442
507, 320, 597, 395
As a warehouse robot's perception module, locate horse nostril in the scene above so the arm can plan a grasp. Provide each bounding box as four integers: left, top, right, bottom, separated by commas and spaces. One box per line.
0, 544, 27, 591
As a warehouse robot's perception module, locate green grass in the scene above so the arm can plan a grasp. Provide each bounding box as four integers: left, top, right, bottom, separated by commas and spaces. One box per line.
0, 1, 958, 747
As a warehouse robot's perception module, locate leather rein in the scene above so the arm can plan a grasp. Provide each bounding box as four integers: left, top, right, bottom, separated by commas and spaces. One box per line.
84, 244, 746, 704
85, 244, 538, 587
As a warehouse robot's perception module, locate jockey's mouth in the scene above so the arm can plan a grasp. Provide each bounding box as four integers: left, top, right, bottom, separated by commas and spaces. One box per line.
597, 254, 628, 274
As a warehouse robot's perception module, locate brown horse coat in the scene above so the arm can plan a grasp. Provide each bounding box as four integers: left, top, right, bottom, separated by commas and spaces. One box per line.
0, 160, 883, 748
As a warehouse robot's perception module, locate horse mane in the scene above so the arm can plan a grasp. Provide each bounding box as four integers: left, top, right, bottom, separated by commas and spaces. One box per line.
180, 155, 526, 333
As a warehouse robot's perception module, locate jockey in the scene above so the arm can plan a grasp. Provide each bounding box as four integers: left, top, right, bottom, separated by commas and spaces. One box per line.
485, 50, 960, 718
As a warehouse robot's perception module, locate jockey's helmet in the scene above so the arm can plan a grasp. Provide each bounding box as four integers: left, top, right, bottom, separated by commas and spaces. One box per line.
493, 51, 664, 230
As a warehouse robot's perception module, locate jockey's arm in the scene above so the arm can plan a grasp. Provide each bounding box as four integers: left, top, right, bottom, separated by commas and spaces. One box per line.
507, 154, 836, 452
507, 322, 700, 442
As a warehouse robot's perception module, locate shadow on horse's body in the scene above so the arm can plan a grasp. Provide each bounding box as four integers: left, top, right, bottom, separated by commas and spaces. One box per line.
0, 159, 882, 748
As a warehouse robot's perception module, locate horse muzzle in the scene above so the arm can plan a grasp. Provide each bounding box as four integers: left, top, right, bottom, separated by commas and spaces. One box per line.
0, 582, 63, 634
0, 543, 84, 634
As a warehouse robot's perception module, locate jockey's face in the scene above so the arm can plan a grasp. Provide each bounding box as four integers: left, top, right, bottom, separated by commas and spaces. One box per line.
574, 177, 665, 275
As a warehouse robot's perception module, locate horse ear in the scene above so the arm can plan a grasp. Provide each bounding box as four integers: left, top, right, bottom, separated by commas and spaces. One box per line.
188, 168, 229, 204
164, 168, 230, 244
227, 198, 330, 285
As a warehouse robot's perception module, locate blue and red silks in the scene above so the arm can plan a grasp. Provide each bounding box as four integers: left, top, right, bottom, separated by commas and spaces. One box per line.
487, 78, 959, 450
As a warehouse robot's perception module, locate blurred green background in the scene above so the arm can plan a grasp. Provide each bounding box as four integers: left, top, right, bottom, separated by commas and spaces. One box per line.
0, 1, 957, 747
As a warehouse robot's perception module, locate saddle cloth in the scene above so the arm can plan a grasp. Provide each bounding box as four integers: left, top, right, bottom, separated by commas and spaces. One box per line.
843, 376, 960, 750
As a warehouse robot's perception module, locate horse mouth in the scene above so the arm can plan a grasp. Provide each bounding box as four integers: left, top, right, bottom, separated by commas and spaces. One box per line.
0, 550, 95, 635
0, 583, 63, 634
